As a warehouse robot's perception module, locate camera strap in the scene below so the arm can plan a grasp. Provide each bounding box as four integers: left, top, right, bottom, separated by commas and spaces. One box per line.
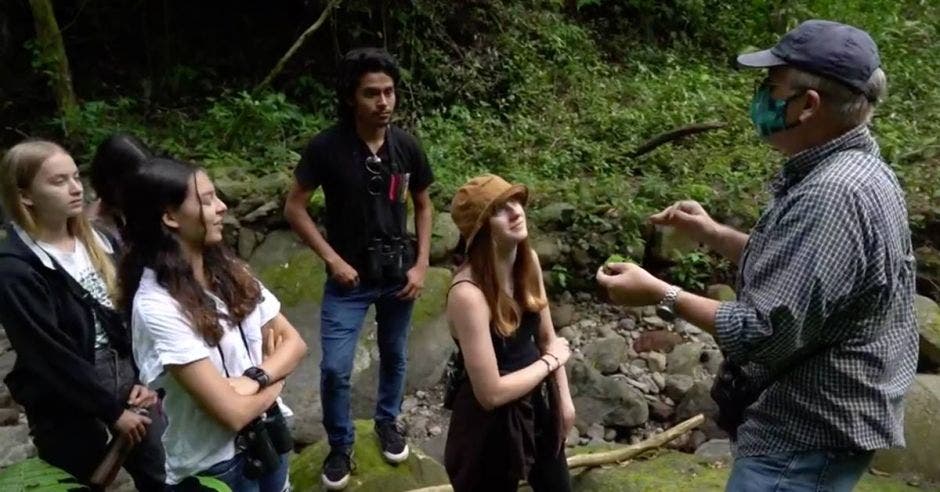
215, 323, 254, 378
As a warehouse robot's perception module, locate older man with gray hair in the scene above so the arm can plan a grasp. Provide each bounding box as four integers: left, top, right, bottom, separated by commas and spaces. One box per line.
596, 20, 917, 491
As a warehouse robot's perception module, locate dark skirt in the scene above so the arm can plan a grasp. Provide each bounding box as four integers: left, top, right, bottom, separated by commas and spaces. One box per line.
444, 379, 572, 492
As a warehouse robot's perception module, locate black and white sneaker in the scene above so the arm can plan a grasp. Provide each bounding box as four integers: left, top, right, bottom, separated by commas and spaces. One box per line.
374, 420, 409, 464
321, 447, 354, 490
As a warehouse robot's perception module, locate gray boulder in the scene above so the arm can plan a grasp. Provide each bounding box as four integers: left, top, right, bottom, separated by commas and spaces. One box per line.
533, 202, 576, 230
664, 374, 695, 402
0, 424, 35, 467
915, 246, 940, 301
676, 381, 724, 440
550, 302, 577, 328
429, 211, 460, 265
583, 335, 628, 374
532, 233, 567, 267
871, 374, 940, 483
667, 342, 705, 376
569, 360, 649, 429
694, 439, 732, 465
915, 295, 940, 367
641, 351, 668, 372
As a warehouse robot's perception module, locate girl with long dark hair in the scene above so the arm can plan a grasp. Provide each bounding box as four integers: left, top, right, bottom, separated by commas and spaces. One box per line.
120, 157, 307, 491
87, 133, 153, 242
0, 140, 165, 490
445, 175, 575, 491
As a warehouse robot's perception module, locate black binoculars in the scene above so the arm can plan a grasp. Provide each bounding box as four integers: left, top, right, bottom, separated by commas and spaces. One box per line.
236, 403, 293, 479
365, 237, 413, 282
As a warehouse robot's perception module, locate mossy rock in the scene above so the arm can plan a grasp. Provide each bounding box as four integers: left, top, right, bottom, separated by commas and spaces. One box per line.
213, 168, 291, 208
406, 267, 455, 391
705, 284, 736, 302
250, 231, 450, 317
289, 420, 449, 491
410, 267, 452, 328
250, 230, 328, 308
566, 449, 932, 492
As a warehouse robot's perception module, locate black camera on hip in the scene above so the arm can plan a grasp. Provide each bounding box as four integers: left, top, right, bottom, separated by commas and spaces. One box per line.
710, 360, 761, 440
236, 403, 293, 479
364, 236, 414, 283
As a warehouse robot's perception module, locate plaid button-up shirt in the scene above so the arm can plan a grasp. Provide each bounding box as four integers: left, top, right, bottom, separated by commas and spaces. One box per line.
715, 125, 918, 457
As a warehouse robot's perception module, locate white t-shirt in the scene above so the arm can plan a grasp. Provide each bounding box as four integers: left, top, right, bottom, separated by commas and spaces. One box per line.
38, 236, 113, 348
131, 268, 291, 484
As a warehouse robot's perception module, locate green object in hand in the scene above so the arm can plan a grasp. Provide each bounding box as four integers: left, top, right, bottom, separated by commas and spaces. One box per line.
603, 254, 630, 273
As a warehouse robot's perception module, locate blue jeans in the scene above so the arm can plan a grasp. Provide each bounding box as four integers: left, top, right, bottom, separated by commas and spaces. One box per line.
166, 452, 289, 492
726, 450, 875, 492
320, 278, 414, 448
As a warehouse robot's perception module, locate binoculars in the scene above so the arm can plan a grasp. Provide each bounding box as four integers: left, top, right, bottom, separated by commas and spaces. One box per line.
364, 237, 414, 283
236, 403, 293, 479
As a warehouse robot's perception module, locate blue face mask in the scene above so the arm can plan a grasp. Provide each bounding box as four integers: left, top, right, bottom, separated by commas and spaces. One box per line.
749, 85, 803, 138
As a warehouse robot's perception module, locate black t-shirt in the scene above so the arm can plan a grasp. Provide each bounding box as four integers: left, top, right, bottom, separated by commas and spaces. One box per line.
294, 123, 434, 276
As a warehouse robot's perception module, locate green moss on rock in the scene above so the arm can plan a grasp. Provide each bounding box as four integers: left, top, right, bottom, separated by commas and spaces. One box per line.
257, 252, 327, 308
250, 230, 327, 308
289, 420, 448, 491
565, 450, 930, 492
410, 267, 452, 328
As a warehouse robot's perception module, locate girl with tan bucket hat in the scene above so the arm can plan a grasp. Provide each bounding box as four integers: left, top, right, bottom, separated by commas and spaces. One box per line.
442, 174, 575, 491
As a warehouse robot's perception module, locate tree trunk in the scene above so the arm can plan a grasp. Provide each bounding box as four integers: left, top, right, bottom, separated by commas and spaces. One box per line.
28, 0, 78, 126
255, 0, 343, 92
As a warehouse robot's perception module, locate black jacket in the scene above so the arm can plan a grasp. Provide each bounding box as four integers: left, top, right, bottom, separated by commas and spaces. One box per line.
0, 225, 124, 423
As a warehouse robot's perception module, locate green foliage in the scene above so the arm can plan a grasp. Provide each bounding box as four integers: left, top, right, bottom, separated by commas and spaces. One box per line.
193, 476, 232, 491
31, 0, 940, 276
550, 264, 571, 290
0, 458, 88, 491
60, 89, 330, 176
670, 251, 713, 291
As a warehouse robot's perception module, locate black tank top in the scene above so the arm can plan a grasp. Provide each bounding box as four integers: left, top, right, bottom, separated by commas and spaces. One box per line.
449, 279, 541, 374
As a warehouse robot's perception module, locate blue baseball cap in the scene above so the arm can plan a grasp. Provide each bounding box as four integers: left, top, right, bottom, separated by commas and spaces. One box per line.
737, 20, 880, 93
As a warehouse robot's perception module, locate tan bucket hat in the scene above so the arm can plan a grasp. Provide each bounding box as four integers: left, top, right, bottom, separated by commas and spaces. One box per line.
450, 174, 528, 252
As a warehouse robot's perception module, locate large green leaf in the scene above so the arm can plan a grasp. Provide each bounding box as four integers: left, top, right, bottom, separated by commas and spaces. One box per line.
194, 476, 232, 492
0, 458, 89, 491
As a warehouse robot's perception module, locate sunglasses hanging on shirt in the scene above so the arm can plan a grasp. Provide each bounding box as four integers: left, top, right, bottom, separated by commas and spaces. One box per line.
364, 154, 409, 203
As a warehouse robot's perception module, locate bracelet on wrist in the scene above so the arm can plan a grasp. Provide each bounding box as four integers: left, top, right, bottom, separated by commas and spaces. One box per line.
546, 353, 560, 366
540, 357, 554, 373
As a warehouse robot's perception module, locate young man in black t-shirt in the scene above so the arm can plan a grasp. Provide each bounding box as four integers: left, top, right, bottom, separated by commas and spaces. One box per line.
284, 48, 433, 490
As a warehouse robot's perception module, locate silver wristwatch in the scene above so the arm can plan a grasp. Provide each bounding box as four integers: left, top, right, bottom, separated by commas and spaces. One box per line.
655, 285, 683, 322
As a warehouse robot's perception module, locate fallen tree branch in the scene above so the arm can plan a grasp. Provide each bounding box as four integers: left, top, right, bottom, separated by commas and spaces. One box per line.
407, 413, 706, 492
255, 0, 342, 91
628, 122, 726, 158
566, 413, 705, 469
